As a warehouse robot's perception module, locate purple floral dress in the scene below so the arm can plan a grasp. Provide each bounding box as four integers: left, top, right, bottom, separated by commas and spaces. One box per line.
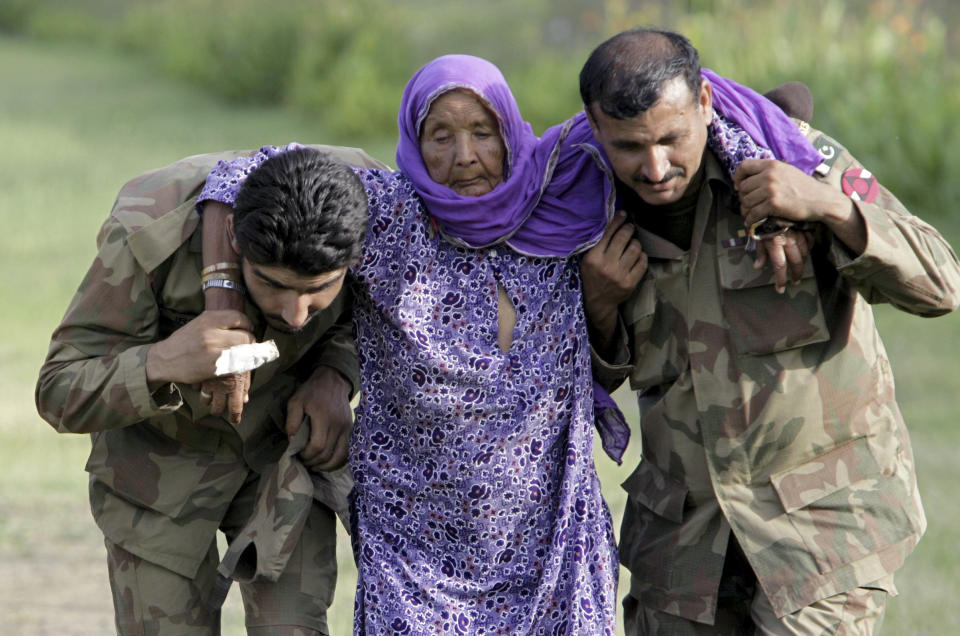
200, 146, 618, 635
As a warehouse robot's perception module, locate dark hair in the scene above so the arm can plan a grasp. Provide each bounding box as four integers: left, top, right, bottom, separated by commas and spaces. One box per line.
233, 148, 368, 275
579, 27, 702, 120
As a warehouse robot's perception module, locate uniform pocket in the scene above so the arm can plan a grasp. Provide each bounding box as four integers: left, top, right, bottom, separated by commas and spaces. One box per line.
718, 246, 830, 356
619, 459, 689, 589
157, 306, 199, 339
770, 437, 917, 574
86, 421, 220, 517
624, 278, 657, 329
622, 458, 689, 523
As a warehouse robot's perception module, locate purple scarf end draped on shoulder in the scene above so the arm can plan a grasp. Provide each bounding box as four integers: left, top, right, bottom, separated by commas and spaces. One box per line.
702, 68, 823, 175
395, 55, 820, 463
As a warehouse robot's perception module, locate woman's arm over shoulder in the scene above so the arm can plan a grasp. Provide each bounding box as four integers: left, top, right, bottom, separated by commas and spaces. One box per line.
352, 167, 414, 229
197, 143, 303, 210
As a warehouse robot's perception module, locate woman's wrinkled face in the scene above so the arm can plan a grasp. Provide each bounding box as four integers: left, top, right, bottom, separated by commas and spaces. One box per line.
419, 89, 506, 197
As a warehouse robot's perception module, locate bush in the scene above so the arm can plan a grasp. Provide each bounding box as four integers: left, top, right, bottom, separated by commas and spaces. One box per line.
0, 0, 33, 33
2, 0, 956, 218
117, 0, 303, 102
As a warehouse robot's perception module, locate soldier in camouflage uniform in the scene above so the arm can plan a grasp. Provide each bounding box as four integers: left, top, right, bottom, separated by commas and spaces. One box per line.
36, 147, 384, 635
579, 29, 960, 634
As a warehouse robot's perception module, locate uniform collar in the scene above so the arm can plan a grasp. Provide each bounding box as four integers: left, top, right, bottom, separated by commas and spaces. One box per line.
125, 196, 200, 273
703, 148, 734, 193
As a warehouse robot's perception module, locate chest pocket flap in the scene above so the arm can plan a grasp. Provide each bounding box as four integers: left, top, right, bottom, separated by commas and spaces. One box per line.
718, 246, 829, 356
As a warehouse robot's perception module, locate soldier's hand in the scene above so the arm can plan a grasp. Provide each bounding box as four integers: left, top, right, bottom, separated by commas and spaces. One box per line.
734, 159, 843, 226
735, 159, 868, 256
146, 309, 254, 386
200, 372, 251, 425
753, 229, 813, 294
285, 366, 353, 472
581, 211, 647, 352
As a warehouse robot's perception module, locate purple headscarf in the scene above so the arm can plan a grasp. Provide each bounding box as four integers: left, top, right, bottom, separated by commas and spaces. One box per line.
396, 55, 821, 259
396, 54, 610, 257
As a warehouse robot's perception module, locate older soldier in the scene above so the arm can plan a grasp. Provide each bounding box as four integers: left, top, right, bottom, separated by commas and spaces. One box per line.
581, 28, 960, 634
36, 147, 382, 635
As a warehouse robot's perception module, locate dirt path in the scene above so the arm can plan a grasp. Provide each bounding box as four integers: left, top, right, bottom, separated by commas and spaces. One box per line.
0, 499, 112, 635
0, 498, 245, 635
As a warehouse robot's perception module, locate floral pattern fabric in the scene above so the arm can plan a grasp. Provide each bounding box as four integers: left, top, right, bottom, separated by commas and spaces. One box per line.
199, 147, 618, 635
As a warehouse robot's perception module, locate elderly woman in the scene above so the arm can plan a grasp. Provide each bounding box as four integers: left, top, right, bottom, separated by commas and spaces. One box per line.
197, 55, 817, 633
201, 55, 620, 634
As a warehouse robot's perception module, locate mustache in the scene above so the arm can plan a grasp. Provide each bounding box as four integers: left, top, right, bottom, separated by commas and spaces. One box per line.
636, 168, 684, 185
264, 310, 318, 334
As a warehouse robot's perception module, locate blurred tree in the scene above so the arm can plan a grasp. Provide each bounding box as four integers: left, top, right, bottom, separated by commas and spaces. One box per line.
1, 0, 955, 216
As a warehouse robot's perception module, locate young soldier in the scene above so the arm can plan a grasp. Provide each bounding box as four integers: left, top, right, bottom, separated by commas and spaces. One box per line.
37, 146, 384, 635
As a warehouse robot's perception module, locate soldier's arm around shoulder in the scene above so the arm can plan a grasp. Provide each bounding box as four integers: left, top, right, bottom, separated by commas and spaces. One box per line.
808, 127, 960, 315
36, 211, 175, 434
33, 152, 231, 434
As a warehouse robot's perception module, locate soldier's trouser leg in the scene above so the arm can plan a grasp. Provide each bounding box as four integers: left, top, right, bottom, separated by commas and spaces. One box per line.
622, 533, 757, 636
235, 503, 337, 635
750, 574, 893, 636
220, 472, 338, 636
106, 473, 338, 636
105, 538, 222, 636
623, 532, 893, 636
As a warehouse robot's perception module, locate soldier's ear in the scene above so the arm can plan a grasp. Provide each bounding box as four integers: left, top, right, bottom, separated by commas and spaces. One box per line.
584, 104, 601, 139
698, 79, 713, 126
226, 213, 241, 254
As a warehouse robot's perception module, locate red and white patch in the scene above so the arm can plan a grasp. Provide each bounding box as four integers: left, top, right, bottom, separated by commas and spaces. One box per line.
841, 168, 879, 203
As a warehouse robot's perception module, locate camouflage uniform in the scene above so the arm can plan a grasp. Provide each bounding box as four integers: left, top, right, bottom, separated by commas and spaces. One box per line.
591, 125, 960, 632
36, 146, 384, 635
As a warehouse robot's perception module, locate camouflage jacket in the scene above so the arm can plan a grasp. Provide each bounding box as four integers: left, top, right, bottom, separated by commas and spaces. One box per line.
592, 126, 960, 620
35, 145, 382, 579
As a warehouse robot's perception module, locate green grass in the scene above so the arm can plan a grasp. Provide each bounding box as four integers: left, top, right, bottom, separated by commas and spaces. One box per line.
2, 34, 958, 635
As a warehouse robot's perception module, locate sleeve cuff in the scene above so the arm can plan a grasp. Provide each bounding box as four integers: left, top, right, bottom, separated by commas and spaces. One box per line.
589, 317, 633, 390
120, 345, 183, 418
832, 200, 892, 279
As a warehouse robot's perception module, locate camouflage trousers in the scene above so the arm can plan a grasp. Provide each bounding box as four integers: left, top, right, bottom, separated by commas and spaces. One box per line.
105, 470, 338, 636
623, 537, 894, 635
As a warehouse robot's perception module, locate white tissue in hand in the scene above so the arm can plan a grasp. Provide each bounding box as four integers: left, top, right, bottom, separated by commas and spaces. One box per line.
215, 340, 279, 376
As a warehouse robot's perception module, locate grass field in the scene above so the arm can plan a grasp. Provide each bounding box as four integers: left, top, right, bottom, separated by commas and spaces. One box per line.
1, 35, 957, 635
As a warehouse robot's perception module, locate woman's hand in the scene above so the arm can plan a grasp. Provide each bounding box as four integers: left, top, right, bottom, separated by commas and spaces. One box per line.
285, 366, 354, 472
581, 211, 647, 356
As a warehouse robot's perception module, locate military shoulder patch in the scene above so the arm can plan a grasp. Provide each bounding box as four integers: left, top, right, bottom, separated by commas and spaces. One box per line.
841, 168, 880, 203
813, 134, 840, 176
